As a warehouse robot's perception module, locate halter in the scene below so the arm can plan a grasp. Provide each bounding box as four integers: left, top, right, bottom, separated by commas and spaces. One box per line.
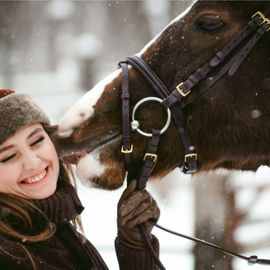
118, 5, 270, 269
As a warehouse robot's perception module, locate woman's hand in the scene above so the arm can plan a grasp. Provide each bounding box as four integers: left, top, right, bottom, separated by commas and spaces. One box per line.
117, 180, 160, 249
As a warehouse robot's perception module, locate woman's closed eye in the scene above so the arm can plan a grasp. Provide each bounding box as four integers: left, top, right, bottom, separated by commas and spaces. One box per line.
1, 154, 16, 163
30, 136, 45, 147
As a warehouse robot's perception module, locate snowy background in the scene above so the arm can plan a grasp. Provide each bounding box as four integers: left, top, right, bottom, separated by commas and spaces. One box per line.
1, 1, 270, 269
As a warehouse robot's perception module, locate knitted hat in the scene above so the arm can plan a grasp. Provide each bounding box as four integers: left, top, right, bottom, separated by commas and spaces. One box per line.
0, 89, 50, 145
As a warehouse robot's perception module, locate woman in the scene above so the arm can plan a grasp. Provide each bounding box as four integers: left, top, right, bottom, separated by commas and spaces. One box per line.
0, 89, 160, 270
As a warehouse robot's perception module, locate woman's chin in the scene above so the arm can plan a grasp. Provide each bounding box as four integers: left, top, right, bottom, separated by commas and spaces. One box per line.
29, 183, 57, 199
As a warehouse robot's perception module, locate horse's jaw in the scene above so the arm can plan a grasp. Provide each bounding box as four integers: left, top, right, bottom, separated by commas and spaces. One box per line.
75, 138, 126, 190
56, 129, 126, 190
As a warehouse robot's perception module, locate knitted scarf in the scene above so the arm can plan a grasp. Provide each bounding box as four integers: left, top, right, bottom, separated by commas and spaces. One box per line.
30, 181, 84, 225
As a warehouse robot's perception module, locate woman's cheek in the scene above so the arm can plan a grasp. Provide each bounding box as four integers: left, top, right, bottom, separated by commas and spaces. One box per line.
0, 163, 21, 192
41, 140, 60, 171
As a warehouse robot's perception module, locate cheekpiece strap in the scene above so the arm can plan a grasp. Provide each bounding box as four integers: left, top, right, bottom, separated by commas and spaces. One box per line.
119, 62, 133, 170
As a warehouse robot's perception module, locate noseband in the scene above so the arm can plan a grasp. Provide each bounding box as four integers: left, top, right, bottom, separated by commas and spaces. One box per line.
118, 5, 270, 269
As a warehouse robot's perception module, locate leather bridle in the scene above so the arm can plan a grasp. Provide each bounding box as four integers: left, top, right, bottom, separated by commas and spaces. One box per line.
118, 5, 270, 269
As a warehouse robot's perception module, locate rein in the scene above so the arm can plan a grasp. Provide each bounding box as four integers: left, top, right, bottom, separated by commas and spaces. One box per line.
118, 5, 270, 270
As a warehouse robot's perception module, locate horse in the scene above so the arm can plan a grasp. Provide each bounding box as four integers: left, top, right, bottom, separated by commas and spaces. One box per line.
54, 0, 270, 191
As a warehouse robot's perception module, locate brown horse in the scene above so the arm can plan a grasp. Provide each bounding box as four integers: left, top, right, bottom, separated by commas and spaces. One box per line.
55, 0, 270, 190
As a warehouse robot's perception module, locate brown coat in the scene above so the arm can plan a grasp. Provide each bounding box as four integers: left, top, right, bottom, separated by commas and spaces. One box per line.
0, 182, 159, 270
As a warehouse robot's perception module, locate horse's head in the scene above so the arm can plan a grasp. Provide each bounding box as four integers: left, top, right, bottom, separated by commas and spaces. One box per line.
56, 1, 270, 190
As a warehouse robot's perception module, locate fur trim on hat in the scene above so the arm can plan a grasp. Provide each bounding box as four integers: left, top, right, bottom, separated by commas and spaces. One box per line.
0, 93, 50, 145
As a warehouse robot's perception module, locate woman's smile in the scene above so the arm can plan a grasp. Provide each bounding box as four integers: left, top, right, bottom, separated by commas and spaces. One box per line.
20, 167, 49, 185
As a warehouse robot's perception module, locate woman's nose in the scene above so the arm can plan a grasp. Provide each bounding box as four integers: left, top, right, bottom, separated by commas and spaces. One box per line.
23, 152, 40, 171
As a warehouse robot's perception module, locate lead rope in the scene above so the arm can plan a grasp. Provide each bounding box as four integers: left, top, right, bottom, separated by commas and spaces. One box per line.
147, 221, 270, 266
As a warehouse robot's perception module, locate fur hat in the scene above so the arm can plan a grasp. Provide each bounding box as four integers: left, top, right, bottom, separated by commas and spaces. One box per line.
0, 89, 50, 145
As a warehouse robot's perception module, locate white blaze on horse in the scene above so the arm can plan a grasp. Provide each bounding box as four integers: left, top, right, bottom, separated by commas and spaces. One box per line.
56, 0, 270, 190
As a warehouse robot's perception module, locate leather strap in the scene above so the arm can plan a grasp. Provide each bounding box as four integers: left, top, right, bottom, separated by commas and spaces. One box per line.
209, 13, 264, 68
138, 223, 166, 270
228, 21, 270, 76
119, 62, 132, 170
126, 56, 197, 174
180, 50, 241, 107
163, 7, 270, 109
137, 129, 161, 190
126, 56, 170, 99
136, 129, 166, 270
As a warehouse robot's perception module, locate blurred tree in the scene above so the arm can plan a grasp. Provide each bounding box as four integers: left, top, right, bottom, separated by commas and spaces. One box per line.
169, 1, 191, 19
192, 171, 270, 270
0, 1, 23, 88
45, 1, 75, 71
102, 1, 151, 65
192, 172, 236, 270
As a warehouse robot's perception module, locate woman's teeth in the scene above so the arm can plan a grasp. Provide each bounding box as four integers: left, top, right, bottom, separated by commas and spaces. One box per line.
22, 169, 47, 184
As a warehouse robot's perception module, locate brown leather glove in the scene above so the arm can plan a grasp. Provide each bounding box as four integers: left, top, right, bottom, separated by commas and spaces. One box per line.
117, 180, 160, 249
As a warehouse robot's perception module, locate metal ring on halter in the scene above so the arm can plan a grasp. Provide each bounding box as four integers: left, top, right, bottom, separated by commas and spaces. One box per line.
131, 97, 171, 137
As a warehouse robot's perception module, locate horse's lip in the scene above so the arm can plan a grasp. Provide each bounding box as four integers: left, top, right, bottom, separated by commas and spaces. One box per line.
60, 132, 121, 164
62, 152, 87, 165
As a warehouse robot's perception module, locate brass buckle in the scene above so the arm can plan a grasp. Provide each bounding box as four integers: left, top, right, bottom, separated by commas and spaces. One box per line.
184, 153, 197, 163
176, 82, 190, 97
121, 144, 133, 154
252, 11, 270, 30
144, 153, 158, 163
252, 11, 265, 24
266, 19, 270, 32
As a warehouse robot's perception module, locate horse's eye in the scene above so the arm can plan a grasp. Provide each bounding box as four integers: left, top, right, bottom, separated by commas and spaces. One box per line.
197, 16, 225, 32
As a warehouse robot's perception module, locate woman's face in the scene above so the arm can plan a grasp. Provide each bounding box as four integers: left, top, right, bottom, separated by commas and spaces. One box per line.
0, 123, 59, 199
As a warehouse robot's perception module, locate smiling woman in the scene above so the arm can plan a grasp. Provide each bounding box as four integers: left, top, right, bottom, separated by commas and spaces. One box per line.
0, 123, 59, 199
0, 89, 161, 270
